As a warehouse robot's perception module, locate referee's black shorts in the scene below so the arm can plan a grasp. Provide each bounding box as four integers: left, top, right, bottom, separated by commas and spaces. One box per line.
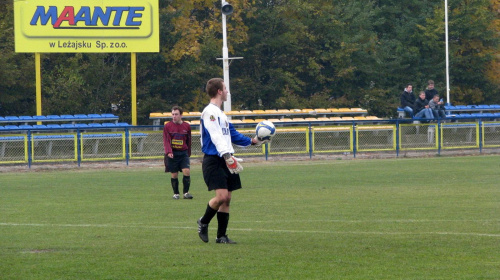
202, 154, 242, 192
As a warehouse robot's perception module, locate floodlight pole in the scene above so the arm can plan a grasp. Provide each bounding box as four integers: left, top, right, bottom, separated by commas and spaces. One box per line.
221, 1, 231, 112
445, 0, 451, 105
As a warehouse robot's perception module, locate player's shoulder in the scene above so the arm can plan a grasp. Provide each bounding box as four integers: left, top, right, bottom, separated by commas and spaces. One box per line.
202, 104, 221, 117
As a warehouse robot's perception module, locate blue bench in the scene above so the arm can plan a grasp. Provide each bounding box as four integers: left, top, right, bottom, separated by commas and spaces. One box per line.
0, 114, 119, 125
0, 131, 148, 158
398, 105, 500, 119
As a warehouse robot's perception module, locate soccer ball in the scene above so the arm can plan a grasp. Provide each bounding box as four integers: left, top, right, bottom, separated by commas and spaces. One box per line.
255, 121, 276, 141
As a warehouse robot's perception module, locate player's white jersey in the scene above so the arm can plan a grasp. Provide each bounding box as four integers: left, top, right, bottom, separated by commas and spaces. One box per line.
200, 103, 251, 157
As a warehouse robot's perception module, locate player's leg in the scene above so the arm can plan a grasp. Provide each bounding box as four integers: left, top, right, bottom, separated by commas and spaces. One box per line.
171, 172, 180, 199
181, 154, 192, 199
216, 191, 233, 243
216, 173, 241, 244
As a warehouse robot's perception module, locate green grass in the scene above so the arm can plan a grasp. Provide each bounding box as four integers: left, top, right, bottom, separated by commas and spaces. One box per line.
1, 156, 500, 279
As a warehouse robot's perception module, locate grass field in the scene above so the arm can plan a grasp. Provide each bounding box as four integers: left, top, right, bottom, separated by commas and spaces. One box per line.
1, 156, 499, 279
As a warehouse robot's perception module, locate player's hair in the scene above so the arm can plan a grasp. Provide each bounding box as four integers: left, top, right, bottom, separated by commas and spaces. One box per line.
428, 80, 434, 85
171, 105, 183, 115
206, 78, 224, 98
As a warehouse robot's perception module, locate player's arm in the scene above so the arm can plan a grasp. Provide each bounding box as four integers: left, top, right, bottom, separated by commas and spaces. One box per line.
187, 124, 192, 157
229, 123, 252, 147
162, 123, 173, 155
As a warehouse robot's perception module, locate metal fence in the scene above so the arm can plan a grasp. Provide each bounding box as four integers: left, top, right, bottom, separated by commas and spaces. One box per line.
1, 120, 500, 167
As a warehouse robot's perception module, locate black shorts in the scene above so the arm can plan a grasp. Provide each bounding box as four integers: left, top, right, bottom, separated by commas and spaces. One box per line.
164, 150, 190, 173
202, 154, 242, 192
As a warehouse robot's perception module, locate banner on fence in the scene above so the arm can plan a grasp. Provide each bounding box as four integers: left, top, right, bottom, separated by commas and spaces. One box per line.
14, 0, 159, 53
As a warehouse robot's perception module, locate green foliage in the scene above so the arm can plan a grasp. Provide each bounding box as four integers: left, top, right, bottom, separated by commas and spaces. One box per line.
0, 0, 498, 121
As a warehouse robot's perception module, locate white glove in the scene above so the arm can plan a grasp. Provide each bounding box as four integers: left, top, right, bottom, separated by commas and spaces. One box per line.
253, 136, 270, 146
224, 154, 243, 174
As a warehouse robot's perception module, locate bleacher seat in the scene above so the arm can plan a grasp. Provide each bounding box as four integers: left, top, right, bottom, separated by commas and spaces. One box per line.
267, 118, 282, 123
101, 123, 117, 127
87, 123, 102, 127
5, 116, 20, 121
33, 125, 47, 129
18, 125, 33, 129
32, 116, 48, 121
149, 113, 163, 118
46, 124, 61, 128
315, 109, 331, 113
87, 114, 103, 119
74, 114, 89, 119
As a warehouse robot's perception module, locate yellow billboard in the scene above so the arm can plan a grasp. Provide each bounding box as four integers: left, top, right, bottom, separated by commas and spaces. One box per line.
14, 0, 159, 53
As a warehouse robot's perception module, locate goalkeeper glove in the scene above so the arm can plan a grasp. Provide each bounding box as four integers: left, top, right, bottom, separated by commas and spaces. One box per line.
223, 153, 243, 174
252, 136, 270, 146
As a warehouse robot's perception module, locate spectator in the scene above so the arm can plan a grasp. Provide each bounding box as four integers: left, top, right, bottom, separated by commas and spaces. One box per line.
400, 84, 416, 118
414, 91, 434, 120
163, 106, 193, 200
428, 94, 446, 119
425, 80, 438, 101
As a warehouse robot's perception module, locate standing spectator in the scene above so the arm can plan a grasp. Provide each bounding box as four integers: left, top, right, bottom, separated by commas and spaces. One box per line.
400, 84, 416, 118
414, 91, 434, 120
428, 94, 446, 119
425, 80, 438, 101
196, 78, 263, 244
163, 106, 193, 200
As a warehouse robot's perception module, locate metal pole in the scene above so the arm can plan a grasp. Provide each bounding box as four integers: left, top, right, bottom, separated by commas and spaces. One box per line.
222, 0, 231, 112
131, 53, 137, 125
445, 0, 451, 105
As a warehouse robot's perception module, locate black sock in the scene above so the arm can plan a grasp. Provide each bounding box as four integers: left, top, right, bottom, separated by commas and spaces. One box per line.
171, 178, 179, 195
200, 204, 218, 225
182, 176, 190, 194
217, 212, 230, 238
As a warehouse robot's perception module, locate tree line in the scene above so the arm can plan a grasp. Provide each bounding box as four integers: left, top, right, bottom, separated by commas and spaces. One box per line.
0, 0, 498, 124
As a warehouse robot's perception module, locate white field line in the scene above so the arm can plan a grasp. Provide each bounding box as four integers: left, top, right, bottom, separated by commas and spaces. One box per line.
1, 222, 499, 238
